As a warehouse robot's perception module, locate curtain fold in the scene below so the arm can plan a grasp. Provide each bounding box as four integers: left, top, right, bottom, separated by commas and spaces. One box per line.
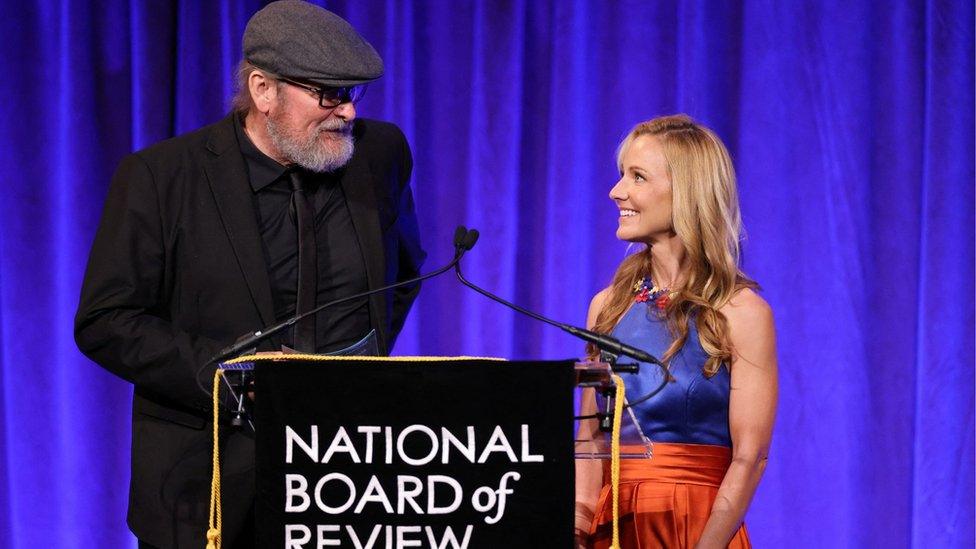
1, 1, 971, 547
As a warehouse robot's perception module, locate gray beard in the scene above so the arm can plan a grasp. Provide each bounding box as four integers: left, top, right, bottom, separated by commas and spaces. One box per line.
266, 114, 354, 173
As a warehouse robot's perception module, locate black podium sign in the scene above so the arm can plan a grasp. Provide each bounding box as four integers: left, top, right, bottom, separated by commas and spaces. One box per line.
253, 358, 574, 548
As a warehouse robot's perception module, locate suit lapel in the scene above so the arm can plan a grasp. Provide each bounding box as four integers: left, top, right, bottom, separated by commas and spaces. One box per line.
340, 134, 387, 348
203, 116, 276, 326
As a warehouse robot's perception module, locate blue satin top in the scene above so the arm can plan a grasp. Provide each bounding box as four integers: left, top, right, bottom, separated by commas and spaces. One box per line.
612, 303, 733, 447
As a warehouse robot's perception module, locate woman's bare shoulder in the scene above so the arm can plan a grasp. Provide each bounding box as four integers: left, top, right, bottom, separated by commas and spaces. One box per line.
586, 287, 613, 329
721, 287, 773, 327
721, 288, 776, 367
590, 287, 612, 308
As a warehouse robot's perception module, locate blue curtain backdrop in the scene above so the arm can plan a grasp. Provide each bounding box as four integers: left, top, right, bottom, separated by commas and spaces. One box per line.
1, 1, 972, 547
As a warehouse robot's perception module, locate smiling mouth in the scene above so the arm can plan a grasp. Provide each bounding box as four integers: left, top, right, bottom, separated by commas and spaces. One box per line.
619, 209, 638, 218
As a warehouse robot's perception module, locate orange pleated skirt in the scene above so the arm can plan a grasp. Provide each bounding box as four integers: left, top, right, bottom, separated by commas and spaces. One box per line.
589, 443, 751, 549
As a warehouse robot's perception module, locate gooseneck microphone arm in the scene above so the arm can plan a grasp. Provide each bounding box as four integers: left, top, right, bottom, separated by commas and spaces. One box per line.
452, 228, 667, 370
453, 227, 672, 423
197, 227, 473, 395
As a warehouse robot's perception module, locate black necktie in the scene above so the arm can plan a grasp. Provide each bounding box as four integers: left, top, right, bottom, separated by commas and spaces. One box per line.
289, 169, 317, 352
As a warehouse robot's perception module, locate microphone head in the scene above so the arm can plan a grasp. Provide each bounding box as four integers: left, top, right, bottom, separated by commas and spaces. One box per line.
453, 226, 468, 248
462, 229, 480, 251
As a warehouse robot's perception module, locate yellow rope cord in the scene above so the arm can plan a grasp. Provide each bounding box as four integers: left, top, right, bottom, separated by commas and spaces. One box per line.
609, 373, 625, 549
206, 369, 222, 549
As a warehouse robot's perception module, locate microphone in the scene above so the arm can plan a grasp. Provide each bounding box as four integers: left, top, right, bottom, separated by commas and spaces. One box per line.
200, 226, 475, 383
452, 226, 469, 254
452, 228, 665, 370
459, 228, 479, 251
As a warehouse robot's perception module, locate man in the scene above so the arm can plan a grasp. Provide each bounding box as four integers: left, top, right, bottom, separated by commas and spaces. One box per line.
74, 2, 425, 547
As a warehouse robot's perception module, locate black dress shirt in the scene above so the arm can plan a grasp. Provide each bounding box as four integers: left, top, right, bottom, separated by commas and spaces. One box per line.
234, 116, 371, 352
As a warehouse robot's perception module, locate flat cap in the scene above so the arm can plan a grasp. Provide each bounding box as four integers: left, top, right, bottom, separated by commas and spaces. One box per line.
243, 0, 383, 87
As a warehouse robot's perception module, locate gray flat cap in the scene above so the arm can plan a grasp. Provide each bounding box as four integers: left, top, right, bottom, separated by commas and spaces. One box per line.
243, 0, 383, 87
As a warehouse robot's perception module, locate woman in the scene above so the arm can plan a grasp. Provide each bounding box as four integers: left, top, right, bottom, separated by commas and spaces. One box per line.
575, 115, 778, 548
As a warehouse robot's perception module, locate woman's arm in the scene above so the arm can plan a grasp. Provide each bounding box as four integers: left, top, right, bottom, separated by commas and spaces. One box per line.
695, 288, 778, 548
575, 289, 612, 546
575, 388, 602, 547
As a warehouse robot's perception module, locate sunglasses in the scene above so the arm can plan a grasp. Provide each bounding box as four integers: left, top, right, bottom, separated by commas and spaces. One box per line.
278, 77, 367, 109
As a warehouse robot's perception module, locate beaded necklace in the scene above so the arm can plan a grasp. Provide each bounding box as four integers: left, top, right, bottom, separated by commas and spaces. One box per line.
633, 276, 676, 311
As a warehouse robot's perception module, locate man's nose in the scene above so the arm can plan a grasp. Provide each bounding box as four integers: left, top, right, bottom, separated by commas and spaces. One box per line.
332, 101, 356, 122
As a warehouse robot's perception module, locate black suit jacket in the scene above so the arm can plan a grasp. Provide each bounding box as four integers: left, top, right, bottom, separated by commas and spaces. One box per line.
74, 114, 425, 548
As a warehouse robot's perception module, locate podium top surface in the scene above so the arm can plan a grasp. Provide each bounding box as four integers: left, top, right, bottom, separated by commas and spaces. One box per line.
219, 354, 507, 370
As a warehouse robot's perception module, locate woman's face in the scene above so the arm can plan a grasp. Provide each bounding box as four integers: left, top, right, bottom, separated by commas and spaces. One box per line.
610, 135, 673, 243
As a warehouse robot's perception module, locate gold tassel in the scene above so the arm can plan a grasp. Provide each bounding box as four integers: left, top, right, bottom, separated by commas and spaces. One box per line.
609, 374, 625, 549
206, 369, 223, 549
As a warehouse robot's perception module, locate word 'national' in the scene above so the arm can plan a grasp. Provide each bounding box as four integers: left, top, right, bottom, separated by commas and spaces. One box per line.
285, 424, 545, 465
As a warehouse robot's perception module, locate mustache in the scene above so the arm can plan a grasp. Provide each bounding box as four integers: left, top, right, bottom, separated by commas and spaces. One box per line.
316, 118, 352, 135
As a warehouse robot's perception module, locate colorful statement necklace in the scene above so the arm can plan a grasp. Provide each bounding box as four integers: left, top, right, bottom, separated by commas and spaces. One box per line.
634, 276, 675, 311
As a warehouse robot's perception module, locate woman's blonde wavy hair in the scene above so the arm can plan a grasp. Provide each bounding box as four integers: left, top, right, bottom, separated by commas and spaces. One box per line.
588, 114, 756, 376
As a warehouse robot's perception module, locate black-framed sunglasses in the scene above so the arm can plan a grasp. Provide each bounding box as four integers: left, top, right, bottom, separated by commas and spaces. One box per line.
278, 76, 367, 109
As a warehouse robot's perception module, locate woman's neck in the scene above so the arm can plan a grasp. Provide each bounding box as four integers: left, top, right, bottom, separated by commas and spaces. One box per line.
647, 235, 686, 289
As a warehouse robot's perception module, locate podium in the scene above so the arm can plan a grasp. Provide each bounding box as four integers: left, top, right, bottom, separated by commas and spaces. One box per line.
214, 356, 579, 548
